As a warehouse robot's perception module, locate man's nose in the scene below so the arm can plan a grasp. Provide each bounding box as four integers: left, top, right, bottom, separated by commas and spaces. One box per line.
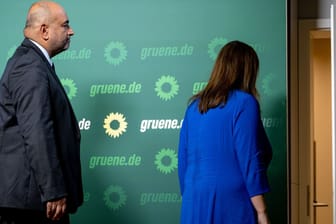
68, 27, 74, 36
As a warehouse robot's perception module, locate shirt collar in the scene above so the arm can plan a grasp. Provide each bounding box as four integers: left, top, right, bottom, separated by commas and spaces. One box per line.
28, 39, 53, 66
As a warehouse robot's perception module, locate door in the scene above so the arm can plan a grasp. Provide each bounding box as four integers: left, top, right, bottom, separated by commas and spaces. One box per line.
297, 18, 333, 224
310, 29, 333, 224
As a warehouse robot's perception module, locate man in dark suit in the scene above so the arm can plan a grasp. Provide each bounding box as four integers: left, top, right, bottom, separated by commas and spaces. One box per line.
0, 1, 83, 223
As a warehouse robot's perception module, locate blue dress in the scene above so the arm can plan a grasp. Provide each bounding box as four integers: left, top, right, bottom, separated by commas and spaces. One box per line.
178, 90, 272, 224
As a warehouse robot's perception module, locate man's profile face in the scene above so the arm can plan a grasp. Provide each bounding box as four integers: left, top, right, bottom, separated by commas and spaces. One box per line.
48, 7, 74, 57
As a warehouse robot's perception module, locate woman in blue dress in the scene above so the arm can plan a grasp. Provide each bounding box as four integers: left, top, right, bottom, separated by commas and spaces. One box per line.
178, 40, 272, 224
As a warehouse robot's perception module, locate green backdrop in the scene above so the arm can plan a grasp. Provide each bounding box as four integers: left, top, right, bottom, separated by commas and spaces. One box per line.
0, 0, 287, 223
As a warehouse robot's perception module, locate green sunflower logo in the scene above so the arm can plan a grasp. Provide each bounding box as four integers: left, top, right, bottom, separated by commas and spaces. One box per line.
154, 148, 178, 174
103, 112, 128, 138
154, 75, 179, 101
60, 78, 77, 100
104, 41, 127, 66
208, 37, 228, 60
84, 192, 90, 202
103, 185, 127, 211
261, 73, 279, 96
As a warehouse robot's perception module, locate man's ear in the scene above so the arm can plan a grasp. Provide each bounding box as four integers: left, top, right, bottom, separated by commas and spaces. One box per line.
40, 24, 49, 40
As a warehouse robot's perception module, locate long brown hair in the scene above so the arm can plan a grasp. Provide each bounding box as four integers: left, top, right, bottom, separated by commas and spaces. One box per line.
191, 40, 259, 113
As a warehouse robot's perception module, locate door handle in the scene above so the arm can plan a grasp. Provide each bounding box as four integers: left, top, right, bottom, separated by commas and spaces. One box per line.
313, 201, 329, 207
312, 142, 329, 209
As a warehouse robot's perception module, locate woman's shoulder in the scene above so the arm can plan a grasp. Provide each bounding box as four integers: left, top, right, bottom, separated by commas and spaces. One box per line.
229, 90, 259, 112
231, 90, 258, 104
231, 90, 254, 99
186, 99, 199, 113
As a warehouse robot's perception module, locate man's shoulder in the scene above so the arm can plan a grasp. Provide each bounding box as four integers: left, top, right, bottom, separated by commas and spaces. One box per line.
17, 43, 43, 62
1, 50, 50, 87
9, 45, 48, 72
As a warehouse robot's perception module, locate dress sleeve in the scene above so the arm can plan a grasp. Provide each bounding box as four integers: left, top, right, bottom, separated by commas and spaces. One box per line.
233, 97, 272, 197
178, 109, 188, 195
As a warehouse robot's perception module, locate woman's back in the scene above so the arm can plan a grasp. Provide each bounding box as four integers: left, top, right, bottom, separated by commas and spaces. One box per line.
178, 90, 272, 224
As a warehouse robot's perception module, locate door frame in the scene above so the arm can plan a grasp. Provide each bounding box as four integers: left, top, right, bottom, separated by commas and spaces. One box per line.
293, 19, 330, 224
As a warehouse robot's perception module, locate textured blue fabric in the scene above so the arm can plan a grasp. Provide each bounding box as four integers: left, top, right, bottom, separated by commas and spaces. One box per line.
178, 90, 272, 224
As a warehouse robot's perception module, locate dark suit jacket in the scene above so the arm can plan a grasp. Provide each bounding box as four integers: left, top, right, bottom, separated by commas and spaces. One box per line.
0, 38, 83, 213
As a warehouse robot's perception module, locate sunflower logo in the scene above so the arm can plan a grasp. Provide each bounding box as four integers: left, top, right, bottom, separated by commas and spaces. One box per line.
104, 41, 127, 66
155, 75, 179, 101
261, 73, 278, 96
103, 185, 127, 211
84, 192, 90, 202
7, 45, 17, 60
208, 37, 228, 60
60, 78, 77, 100
154, 148, 178, 174
103, 112, 128, 138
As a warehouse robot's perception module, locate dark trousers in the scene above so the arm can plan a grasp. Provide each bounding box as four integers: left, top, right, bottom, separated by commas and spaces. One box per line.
0, 208, 69, 224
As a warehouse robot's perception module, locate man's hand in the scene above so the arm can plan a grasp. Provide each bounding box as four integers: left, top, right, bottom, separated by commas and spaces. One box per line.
46, 197, 67, 221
